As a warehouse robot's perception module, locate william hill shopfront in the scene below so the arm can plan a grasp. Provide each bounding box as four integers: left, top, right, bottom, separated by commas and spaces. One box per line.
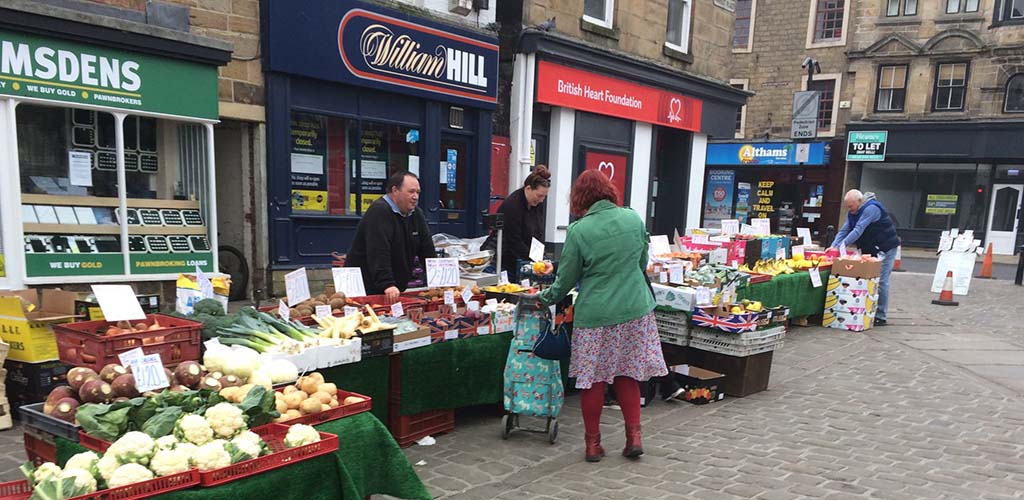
264, 0, 499, 277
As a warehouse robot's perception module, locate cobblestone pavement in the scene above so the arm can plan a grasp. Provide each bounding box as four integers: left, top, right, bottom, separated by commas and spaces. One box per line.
399, 273, 1024, 499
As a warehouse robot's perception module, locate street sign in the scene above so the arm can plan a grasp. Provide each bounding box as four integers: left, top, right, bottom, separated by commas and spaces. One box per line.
847, 131, 888, 161
791, 91, 819, 139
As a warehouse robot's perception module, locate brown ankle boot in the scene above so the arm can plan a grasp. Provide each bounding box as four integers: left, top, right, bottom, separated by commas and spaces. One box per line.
623, 424, 643, 458
585, 432, 605, 462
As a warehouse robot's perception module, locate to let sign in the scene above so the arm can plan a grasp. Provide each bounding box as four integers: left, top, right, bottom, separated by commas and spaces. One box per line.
847, 131, 888, 161
584, 150, 628, 205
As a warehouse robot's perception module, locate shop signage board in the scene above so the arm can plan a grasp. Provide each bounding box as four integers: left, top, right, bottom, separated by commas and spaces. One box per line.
847, 131, 887, 161
584, 150, 629, 205
536, 61, 703, 132
0, 29, 218, 120
130, 252, 214, 275
705, 142, 829, 166
25, 254, 124, 277
925, 194, 958, 215
266, 0, 498, 109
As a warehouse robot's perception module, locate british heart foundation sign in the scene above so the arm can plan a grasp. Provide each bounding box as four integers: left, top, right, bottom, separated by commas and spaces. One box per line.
536, 61, 702, 132
585, 151, 628, 205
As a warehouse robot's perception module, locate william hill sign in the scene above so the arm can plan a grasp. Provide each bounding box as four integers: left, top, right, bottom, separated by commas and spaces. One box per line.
267, 0, 498, 109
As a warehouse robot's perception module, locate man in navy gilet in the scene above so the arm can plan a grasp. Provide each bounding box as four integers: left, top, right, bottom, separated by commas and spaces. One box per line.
830, 189, 901, 326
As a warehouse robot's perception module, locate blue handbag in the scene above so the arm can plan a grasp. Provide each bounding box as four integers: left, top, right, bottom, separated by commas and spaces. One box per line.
533, 314, 571, 360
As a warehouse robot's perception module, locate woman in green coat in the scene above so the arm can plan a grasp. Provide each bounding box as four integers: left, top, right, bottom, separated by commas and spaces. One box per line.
537, 170, 667, 463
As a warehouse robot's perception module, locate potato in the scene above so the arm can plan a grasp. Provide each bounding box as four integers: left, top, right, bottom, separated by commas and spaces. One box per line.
275, 399, 288, 414
317, 383, 338, 397
219, 386, 240, 402
328, 400, 340, 408
297, 376, 319, 395
282, 385, 298, 395
342, 396, 365, 405
239, 384, 255, 397
310, 391, 333, 405
284, 392, 304, 410
321, 404, 331, 412
285, 409, 302, 420
309, 372, 325, 384
299, 398, 322, 415
296, 391, 309, 400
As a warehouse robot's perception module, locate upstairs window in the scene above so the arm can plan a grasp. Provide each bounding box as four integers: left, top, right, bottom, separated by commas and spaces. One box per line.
997, 0, 1024, 22
813, 0, 845, 42
584, 0, 614, 28
946, 0, 980, 13
933, 62, 969, 111
1004, 74, 1024, 112
876, 65, 908, 112
887, 0, 918, 16
666, 0, 693, 53
733, 0, 755, 50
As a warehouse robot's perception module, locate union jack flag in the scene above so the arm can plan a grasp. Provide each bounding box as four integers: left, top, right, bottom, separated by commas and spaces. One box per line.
692, 310, 757, 333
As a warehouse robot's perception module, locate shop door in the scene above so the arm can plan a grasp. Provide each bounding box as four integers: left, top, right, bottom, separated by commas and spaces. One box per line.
435, 135, 472, 237
985, 184, 1023, 255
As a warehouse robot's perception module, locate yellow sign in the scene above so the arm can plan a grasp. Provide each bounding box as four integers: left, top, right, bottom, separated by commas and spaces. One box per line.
738, 145, 756, 163
925, 194, 958, 215
349, 193, 383, 213
292, 189, 328, 212
0, 255, 5, 278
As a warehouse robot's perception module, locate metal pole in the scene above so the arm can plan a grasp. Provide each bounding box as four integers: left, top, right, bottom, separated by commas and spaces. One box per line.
496, 228, 503, 278
1015, 244, 1023, 286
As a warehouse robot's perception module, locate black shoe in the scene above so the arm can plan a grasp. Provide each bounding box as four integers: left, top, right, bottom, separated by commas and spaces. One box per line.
875, 319, 887, 326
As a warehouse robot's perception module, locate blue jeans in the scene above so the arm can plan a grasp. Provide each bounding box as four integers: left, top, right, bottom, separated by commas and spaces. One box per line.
876, 248, 897, 321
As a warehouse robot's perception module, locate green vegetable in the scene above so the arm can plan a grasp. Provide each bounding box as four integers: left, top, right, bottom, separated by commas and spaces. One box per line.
237, 385, 279, 428
75, 399, 144, 442
78, 389, 235, 443
141, 407, 183, 438
194, 299, 226, 316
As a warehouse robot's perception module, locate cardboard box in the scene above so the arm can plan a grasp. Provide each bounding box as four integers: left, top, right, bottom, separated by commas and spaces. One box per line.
824, 290, 878, 315
826, 275, 879, 298
316, 338, 361, 368
75, 294, 160, 321
831, 257, 882, 279
393, 326, 431, 352
823, 308, 874, 332
692, 305, 757, 333
0, 290, 79, 362
671, 365, 726, 404
652, 283, 696, 312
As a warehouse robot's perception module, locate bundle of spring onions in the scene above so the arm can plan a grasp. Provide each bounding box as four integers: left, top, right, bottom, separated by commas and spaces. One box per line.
214, 307, 321, 353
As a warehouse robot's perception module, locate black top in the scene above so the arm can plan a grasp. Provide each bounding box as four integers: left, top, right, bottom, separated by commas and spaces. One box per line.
346, 198, 437, 294
483, 188, 545, 272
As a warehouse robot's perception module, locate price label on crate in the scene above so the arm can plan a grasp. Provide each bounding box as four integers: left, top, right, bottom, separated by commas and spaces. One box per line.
695, 286, 712, 306
284, 267, 311, 306
426, 258, 460, 287
530, 238, 545, 263
659, 271, 668, 283
444, 290, 455, 305
343, 306, 358, 316
467, 300, 480, 312
460, 287, 473, 305
499, 271, 509, 285
196, 265, 214, 299
520, 279, 531, 289
776, 247, 786, 260
692, 234, 710, 245
131, 354, 170, 392
809, 268, 823, 288
315, 305, 332, 319
668, 264, 684, 285
117, 347, 144, 368
278, 300, 290, 321
445, 329, 459, 340
332, 268, 366, 298
391, 301, 405, 318
721, 219, 739, 235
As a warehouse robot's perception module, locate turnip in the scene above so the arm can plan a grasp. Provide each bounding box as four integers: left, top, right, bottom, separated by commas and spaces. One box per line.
174, 361, 204, 389
51, 398, 80, 422
44, 386, 77, 415
79, 379, 114, 404
98, 364, 128, 384
67, 367, 99, 391
111, 374, 139, 398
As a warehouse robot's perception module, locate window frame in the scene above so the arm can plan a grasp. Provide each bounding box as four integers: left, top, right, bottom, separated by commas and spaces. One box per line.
730, 79, 749, 138
995, 0, 1024, 24
583, 0, 615, 29
946, 0, 980, 13
1004, 73, 1024, 113
874, 64, 909, 113
802, 73, 842, 137
886, 0, 917, 16
805, 0, 850, 48
732, 0, 757, 53
931, 61, 970, 112
665, 0, 693, 54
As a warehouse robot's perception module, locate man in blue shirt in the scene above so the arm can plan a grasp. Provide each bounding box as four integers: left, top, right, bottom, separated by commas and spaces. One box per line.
831, 190, 901, 325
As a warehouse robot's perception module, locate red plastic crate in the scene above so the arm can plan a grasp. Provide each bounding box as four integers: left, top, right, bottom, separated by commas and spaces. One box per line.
23, 431, 55, 466
348, 295, 427, 319
0, 469, 198, 500
55, 314, 202, 372
77, 430, 111, 453
198, 423, 338, 487
401, 293, 484, 312
267, 390, 372, 427
390, 408, 454, 448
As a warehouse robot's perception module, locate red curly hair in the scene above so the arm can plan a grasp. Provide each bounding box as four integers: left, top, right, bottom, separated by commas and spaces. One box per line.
570, 170, 619, 217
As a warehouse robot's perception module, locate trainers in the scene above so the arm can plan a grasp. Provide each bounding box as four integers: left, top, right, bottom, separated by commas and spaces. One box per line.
875, 319, 887, 326
663, 387, 685, 402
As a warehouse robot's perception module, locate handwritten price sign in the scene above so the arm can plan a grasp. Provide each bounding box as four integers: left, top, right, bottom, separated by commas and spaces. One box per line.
426, 258, 460, 288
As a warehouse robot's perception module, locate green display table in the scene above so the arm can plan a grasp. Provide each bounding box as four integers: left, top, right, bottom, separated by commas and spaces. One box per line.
737, 268, 831, 318
320, 355, 390, 421
397, 332, 513, 415
56, 413, 431, 500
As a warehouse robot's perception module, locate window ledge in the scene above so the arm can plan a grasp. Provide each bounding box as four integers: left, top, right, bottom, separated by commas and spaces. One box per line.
663, 44, 694, 64
807, 39, 846, 49
929, 110, 969, 116
935, 13, 985, 24
580, 17, 619, 40
991, 19, 1024, 28
875, 17, 921, 26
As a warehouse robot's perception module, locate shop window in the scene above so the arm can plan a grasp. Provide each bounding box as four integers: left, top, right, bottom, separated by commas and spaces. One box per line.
730, 80, 748, 138
886, 0, 917, 16
732, 0, 755, 50
914, 164, 981, 230
356, 122, 420, 213
946, 0, 979, 13
665, 0, 692, 54
1004, 74, 1024, 112
812, 0, 844, 42
933, 62, 969, 111
808, 78, 836, 133
861, 163, 916, 229
583, 0, 614, 28
996, 0, 1024, 22
876, 65, 908, 112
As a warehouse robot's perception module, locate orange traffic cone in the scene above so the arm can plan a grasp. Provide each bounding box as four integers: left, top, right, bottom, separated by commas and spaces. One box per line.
892, 245, 905, 272
976, 243, 994, 279
931, 270, 959, 306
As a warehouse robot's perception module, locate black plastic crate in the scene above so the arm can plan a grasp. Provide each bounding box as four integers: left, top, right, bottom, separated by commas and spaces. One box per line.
359, 329, 393, 358
3, 359, 71, 416
17, 402, 80, 442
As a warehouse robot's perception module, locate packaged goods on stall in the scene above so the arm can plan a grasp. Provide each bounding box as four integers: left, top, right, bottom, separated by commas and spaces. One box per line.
175, 274, 231, 316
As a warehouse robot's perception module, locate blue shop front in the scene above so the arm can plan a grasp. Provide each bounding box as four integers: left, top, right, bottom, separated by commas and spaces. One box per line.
264, 0, 498, 271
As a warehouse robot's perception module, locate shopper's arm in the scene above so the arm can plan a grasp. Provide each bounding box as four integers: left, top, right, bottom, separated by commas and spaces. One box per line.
830, 222, 850, 249
539, 226, 583, 306
837, 205, 881, 248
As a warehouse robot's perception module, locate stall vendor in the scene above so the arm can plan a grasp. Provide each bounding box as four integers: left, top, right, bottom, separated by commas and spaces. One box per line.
346, 171, 437, 300
482, 165, 551, 277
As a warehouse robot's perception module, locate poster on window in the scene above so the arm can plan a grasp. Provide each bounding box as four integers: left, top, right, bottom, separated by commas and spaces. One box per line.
925, 194, 958, 215
584, 150, 628, 205
753, 180, 776, 219
734, 182, 751, 224
446, 149, 458, 192
704, 169, 735, 226
290, 113, 328, 213
350, 129, 388, 213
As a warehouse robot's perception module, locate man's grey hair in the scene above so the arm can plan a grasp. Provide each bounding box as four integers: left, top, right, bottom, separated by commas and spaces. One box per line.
845, 189, 864, 202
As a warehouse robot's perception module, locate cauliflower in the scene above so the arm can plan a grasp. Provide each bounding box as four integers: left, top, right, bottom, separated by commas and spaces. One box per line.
64, 451, 100, 476
192, 441, 231, 471
283, 424, 321, 448
226, 432, 264, 463
149, 449, 192, 477
174, 414, 214, 445
174, 442, 199, 462
58, 468, 97, 493
96, 455, 120, 484
205, 403, 246, 438
232, 431, 262, 448
106, 432, 156, 466
155, 435, 179, 451
29, 462, 62, 485
107, 463, 154, 489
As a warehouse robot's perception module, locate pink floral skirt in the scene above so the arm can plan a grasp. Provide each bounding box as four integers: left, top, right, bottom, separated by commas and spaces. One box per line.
569, 312, 668, 389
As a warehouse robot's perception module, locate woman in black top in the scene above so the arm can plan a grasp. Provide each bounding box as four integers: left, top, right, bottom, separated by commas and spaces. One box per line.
484, 166, 551, 276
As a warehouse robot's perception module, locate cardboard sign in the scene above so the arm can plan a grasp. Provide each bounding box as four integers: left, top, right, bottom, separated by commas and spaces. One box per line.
467, 300, 480, 312
776, 247, 786, 260
91, 285, 147, 322
117, 347, 145, 368
426, 258, 460, 287
443, 290, 455, 305
278, 300, 290, 321
343, 306, 358, 316
530, 238, 545, 262
650, 235, 671, 256
692, 234, 710, 245
132, 353, 170, 392
695, 287, 712, 306
461, 287, 474, 305
751, 218, 771, 235
499, 271, 509, 285
709, 248, 728, 265
668, 264, 684, 285
659, 271, 668, 283
315, 305, 332, 319
721, 219, 739, 235
391, 301, 405, 318
740, 223, 755, 235
809, 268, 823, 288
797, 227, 812, 246
284, 268, 311, 306
332, 268, 366, 298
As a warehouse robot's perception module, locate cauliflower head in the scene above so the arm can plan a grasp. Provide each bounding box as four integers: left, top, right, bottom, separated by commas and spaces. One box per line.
283, 424, 321, 448
30, 462, 62, 485
174, 442, 199, 462
192, 441, 231, 471
96, 455, 120, 484
149, 449, 192, 477
204, 403, 246, 438
225, 431, 265, 464
58, 468, 98, 494
155, 435, 179, 451
106, 431, 156, 466
174, 414, 214, 445
107, 463, 154, 489
64, 452, 99, 477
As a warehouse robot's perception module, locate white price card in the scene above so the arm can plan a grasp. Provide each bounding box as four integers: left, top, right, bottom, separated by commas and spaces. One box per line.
709, 248, 728, 265
792, 245, 805, 259
695, 286, 712, 306
343, 306, 358, 316
444, 290, 455, 305
776, 247, 786, 260
797, 227, 812, 246
315, 305, 332, 319
692, 234, 710, 245
668, 264, 684, 284
461, 287, 474, 305
659, 271, 668, 283
391, 301, 405, 318
117, 347, 145, 369
751, 218, 771, 235
809, 268, 823, 288
132, 354, 170, 392
721, 219, 739, 235
530, 238, 545, 262
332, 268, 366, 298
90, 285, 147, 322
467, 300, 480, 312
650, 235, 671, 256
499, 271, 509, 285
445, 330, 459, 340
284, 267, 311, 306
520, 279, 531, 288
278, 300, 290, 321
724, 284, 737, 305
426, 258, 460, 288
740, 223, 755, 235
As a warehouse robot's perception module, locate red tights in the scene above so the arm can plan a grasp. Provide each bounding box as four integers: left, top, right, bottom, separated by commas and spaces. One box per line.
580, 377, 641, 435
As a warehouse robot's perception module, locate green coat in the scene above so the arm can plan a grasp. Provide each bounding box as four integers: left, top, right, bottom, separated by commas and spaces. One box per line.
539, 200, 655, 328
